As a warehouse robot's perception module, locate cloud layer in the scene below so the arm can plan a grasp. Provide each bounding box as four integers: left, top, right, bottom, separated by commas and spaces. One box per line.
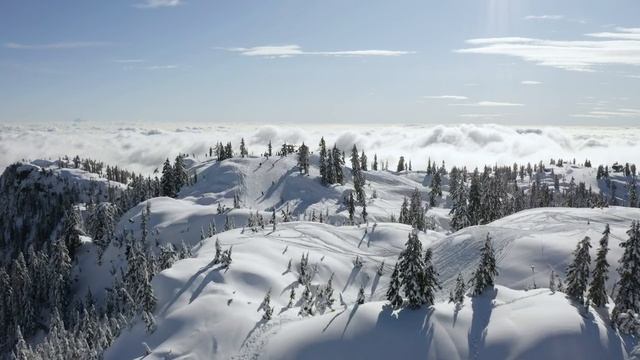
457, 28, 640, 71
2, 123, 639, 175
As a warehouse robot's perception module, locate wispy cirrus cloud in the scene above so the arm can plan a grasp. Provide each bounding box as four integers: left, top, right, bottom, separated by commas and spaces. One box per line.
524, 15, 564, 21
571, 108, 640, 119
521, 80, 542, 85
224, 45, 415, 58
456, 27, 640, 72
5, 41, 110, 50
134, 0, 183, 8
451, 101, 524, 107
423, 95, 468, 100
114, 59, 146, 64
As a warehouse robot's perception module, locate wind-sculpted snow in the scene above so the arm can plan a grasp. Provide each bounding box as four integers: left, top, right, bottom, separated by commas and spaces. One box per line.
2, 122, 640, 174
104, 206, 638, 359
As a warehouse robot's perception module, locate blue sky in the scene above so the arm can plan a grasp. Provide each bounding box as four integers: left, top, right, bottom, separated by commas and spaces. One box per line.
1, 0, 639, 125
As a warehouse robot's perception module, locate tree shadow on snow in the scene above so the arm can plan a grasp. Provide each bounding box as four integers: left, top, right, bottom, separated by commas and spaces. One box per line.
342, 266, 362, 293
467, 287, 497, 359
369, 272, 381, 299
161, 260, 223, 315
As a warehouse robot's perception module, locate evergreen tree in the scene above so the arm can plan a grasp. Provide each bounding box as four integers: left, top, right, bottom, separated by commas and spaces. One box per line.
350, 145, 366, 204
298, 284, 314, 316
588, 224, 610, 307
398, 231, 426, 308
397, 156, 405, 172
357, 286, 366, 305
565, 236, 592, 304
160, 158, 176, 197
332, 145, 344, 184
613, 221, 640, 329
259, 290, 274, 321
449, 273, 466, 306
386, 263, 403, 308
297, 143, 310, 175
549, 270, 557, 293
421, 248, 440, 306
360, 151, 368, 171
429, 171, 442, 207
319, 137, 328, 184
267, 140, 272, 157
239, 138, 248, 158
347, 192, 356, 224
372, 154, 378, 171
470, 233, 499, 296
61, 205, 85, 259
173, 155, 187, 194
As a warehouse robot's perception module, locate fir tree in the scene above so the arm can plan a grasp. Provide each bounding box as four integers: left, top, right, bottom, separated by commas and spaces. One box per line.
470, 233, 499, 296
449, 273, 466, 307
173, 155, 187, 194
372, 154, 378, 171
259, 290, 274, 321
429, 171, 442, 207
297, 143, 310, 175
160, 158, 176, 197
398, 231, 426, 308
613, 221, 640, 329
588, 224, 610, 307
319, 137, 328, 184
386, 263, 403, 308
347, 192, 356, 224
421, 248, 440, 306
357, 286, 366, 305
350, 145, 366, 204
565, 236, 592, 304
239, 138, 248, 158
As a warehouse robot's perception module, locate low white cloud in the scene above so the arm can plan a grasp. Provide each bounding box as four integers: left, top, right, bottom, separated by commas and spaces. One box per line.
3, 123, 639, 176
225, 45, 415, 58
521, 80, 542, 85
5, 41, 110, 50
456, 28, 640, 72
135, 0, 183, 8
423, 95, 468, 100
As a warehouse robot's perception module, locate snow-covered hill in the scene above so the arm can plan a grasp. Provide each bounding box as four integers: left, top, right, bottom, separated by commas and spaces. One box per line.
105, 205, 639, 359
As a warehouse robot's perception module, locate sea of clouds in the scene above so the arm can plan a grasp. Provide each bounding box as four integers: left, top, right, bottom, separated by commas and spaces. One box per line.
0, 122, 638, 175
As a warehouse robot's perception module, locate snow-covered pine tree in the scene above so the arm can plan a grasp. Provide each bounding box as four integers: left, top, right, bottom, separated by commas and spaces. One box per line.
360, 151, 368, 171
297, 143, 310, 175
422, 248, 440, 306
588, 224, 610, 307
372, 154, 378, 171
470, 233, 499, 296
259, 290, 274, 321
449, 272, 466, 307
613, 221, 640, 330
549, 270, 556, 293
239, 137, 248, 158
350, 145, 366, 204
319, 137, 328, 184
332, 145, 344, 184
429, 171, 442, 207
357, 286, 365, 305
160, 158, 176, 197
287, 287, 296, 308
398, 231, 426, 308
348, 192, 355, 224
565, 236, 592, 304
396, 156, 405, 172
298, 284, 314, 316
173, 155, 187, 194
61, 204, 85, 259
386, 263, 403, 308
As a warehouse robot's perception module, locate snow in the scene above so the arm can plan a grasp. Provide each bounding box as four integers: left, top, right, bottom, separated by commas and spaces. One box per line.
105, 207, 638, 359
50, 155, 635, 359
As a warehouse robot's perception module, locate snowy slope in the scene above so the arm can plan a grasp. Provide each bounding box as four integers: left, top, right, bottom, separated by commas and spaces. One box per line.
104, 206, 639, 359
